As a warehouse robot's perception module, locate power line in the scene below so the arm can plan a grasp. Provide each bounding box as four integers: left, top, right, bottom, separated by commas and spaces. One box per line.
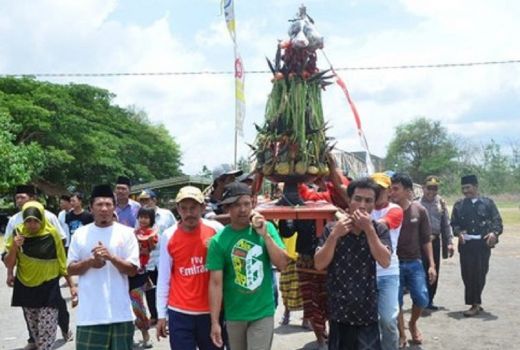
2, 59, 519, 78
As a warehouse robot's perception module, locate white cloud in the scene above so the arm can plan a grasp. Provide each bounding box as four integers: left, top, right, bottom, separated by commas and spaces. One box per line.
1, 0, 519, 175
318, 0, 520, 157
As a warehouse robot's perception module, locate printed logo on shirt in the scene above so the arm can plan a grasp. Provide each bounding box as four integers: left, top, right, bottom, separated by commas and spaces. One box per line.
231, 239, 264, 291
179, 256, 208, 276
68, 220, 82, 236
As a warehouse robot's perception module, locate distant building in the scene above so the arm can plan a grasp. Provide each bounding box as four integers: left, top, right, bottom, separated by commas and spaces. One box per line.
331, 149, 385, 178
130, 175, 212, 209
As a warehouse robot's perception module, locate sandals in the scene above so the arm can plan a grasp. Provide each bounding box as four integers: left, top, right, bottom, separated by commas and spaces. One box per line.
280, 312, 290, 326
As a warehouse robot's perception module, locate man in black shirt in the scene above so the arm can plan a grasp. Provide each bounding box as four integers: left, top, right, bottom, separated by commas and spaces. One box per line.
65, 192, 93, 240
315, 178, 392, 350
451, 174, 503, 317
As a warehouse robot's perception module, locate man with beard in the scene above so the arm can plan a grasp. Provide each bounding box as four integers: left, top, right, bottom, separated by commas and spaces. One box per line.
67, 184, 139, 350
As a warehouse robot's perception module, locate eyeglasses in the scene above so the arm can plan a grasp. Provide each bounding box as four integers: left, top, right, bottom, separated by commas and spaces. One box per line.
426, 186, 438, 191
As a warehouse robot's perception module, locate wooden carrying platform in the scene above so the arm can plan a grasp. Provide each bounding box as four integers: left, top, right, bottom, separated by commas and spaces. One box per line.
255, 201, 338, 236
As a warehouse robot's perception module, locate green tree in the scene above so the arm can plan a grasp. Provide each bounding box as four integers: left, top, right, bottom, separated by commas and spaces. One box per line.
480, 140, 511, 194
197, 165, 213, 179
0, 112, 45, 191
509, 140, 520, 187
386, 117, 458, 183
0, 77, 183, 194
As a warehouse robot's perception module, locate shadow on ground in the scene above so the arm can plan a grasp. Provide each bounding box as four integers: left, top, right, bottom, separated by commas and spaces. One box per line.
296, 340, 327, 350
447, 310, 498, 321
275, 324, 314, 335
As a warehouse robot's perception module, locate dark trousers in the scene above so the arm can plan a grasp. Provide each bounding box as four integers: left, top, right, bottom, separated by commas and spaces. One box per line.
145, 268, 158, 320
57, 294, 70, 333
329, 321, 381, 350
422, 236, 441, 305
459, 240, 491, 305
168, 310, 222, 350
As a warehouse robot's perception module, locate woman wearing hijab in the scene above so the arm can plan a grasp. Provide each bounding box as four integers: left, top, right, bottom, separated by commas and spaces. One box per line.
4, 201, 76, 350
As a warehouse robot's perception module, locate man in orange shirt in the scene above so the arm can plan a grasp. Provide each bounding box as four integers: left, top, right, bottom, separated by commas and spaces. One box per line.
156, 186, 224, 349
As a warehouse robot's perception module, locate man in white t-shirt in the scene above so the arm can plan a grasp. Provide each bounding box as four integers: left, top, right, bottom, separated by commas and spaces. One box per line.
58, 195, 72, 248
4, 187, 68, 243
67, 184, 139, 350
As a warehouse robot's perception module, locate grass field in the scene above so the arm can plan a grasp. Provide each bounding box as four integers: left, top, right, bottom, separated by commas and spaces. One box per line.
447, 198, 520, 226
499, 207, 520, 226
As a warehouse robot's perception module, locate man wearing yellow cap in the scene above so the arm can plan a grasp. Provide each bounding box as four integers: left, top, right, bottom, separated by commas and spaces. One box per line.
419, 176, 454, 311
370, 172, 404, 350
156, 186, 224, 349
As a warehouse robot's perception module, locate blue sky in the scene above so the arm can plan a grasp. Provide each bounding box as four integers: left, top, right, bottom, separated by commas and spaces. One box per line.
1, 0, 519, 174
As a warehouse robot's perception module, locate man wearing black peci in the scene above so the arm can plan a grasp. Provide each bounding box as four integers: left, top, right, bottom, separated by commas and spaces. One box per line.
450, 174, 503, 317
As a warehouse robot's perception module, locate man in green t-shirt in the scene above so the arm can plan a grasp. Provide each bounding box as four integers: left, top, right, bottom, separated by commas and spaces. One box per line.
206, 181, 289, 350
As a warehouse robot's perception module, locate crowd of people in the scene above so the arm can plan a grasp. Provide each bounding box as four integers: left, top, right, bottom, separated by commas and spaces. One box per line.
1, 165, 503, 350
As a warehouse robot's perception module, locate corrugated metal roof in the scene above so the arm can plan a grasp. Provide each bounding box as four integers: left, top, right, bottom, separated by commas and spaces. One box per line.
130, 175, 212, 194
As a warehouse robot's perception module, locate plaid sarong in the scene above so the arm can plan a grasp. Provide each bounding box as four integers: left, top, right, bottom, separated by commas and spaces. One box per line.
76, 322, 134, 350
279, 260, 303, 311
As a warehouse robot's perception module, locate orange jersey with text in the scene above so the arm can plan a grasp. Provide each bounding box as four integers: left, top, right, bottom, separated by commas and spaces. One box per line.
166, 222, 219, 313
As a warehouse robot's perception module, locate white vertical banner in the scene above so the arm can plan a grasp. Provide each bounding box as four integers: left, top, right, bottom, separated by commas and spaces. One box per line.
223, 0, 245, 137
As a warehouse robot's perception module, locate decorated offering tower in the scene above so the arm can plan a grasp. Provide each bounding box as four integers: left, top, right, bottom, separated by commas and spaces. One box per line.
252, 6, 336, 205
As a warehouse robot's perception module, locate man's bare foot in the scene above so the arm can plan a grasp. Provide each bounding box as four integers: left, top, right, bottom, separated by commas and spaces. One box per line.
301, 318, 313, 330
408, 322, 423, 344
280, 310, 290, 325
399, 336, 407, 349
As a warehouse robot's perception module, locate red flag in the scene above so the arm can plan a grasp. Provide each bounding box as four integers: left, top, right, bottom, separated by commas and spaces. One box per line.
332, 70, 375, 175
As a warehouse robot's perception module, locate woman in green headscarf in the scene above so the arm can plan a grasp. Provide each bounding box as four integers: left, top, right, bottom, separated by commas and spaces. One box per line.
4, 201, 75, 350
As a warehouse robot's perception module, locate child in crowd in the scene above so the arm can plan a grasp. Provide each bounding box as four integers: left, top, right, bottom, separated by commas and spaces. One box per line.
129, 207, 158, 348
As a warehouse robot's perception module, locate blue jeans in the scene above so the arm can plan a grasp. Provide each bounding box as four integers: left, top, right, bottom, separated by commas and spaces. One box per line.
377, 275, 399, 350
399, 259, 429, 308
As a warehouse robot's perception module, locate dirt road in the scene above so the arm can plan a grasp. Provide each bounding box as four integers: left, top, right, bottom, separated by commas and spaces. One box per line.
1, 224, 519, 349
